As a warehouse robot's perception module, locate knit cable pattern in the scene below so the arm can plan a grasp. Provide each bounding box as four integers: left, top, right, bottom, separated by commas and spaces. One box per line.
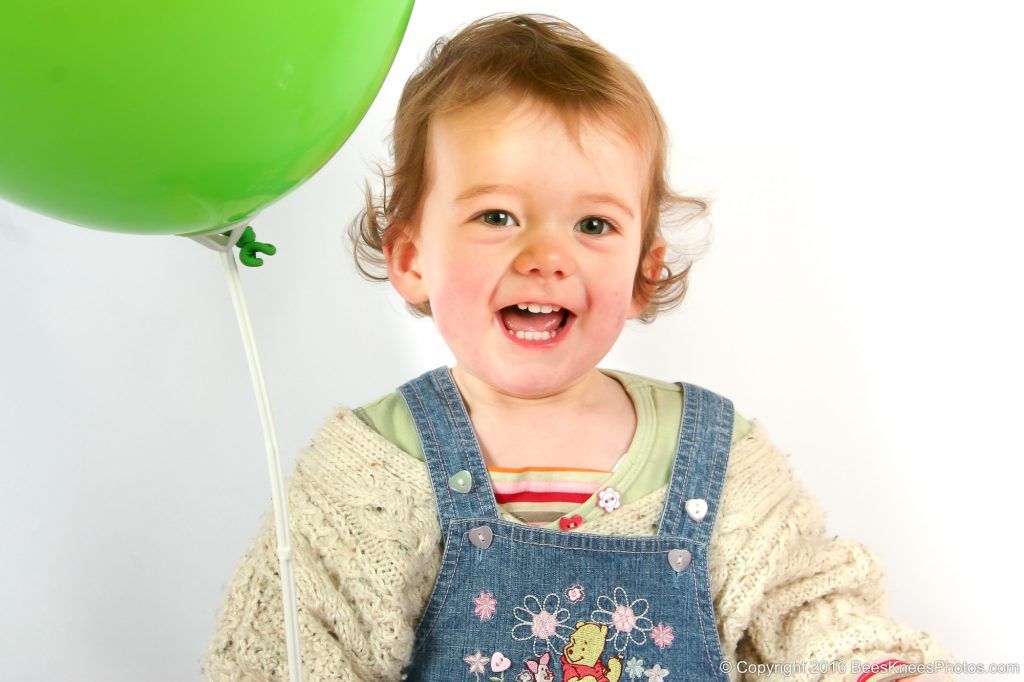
204, 409, 953, 681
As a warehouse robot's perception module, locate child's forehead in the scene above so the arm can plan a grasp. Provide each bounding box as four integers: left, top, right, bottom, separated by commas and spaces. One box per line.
426, 96, 648, 193
434, 94, 632, 149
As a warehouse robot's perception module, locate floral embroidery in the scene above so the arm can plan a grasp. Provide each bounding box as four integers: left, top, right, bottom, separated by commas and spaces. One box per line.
625, 657, 646, 678
511, 593, 573, 655
597, 486, 622, 513
473, 591, 497, 621
644, 663, 670, 681
479, 587, 672, 675
464, 650, 488, 674
564, 583, 586, 604
590, 586, 654, 652
612, 604, 637, 631
651, 623, 675, 650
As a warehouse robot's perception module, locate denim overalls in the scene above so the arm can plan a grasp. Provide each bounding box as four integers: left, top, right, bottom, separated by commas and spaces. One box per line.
397, 366, 733, 682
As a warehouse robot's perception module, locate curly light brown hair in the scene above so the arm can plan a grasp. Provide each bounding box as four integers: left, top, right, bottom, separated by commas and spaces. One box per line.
348, 12, 712, 323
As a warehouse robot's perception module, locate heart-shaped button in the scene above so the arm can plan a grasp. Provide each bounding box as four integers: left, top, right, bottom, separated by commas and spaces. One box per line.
559, 514, 583, 531
448, 470, 472, 493
468, 524, 493, 549
668, 548, 692, 572
490, 652, 511, 672
685, 498, 707, 522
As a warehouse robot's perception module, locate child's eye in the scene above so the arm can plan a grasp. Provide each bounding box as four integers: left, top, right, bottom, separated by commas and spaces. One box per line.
475, 211, 616, 235
576, 216, 617, 236
477, 210, 519, 227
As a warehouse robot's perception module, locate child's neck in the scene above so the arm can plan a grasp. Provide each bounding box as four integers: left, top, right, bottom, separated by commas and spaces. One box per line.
450, 365, 637, 471
450, 364, 606, 414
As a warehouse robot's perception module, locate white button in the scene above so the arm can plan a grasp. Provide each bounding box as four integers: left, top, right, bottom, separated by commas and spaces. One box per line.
468, 524, 493, 549
597, 486, 622, 513
668, 548, 692, 572
685, 498, 707, 522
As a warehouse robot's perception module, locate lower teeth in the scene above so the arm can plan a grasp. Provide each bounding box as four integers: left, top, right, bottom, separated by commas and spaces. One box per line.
511, 329, 556, 340
500, 309, 569, 341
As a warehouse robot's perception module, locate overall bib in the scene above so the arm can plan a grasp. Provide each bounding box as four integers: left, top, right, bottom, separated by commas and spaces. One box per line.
397, 366, 733, 682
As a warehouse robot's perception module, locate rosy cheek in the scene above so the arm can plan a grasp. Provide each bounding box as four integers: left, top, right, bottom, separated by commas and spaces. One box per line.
442, 258, 486, 298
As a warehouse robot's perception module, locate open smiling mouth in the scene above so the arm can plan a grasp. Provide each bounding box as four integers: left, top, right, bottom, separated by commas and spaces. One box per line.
497, 304, 574, 343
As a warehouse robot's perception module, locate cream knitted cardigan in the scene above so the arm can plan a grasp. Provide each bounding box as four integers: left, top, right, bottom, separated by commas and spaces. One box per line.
204, 409, 953, 681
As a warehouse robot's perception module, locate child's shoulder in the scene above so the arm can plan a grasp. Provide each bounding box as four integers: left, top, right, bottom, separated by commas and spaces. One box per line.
353, 391, 425, 461
600, 366, 680, 393
600, 367, 753, 443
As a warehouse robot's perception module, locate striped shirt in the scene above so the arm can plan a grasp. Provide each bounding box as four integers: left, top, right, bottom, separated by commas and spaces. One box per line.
488, 454, 627, 526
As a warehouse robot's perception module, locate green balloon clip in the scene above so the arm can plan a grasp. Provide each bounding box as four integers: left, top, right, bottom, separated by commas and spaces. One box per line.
222, 226, 276, 267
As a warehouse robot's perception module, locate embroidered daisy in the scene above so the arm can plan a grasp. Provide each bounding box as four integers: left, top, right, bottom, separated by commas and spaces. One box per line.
644, 663, 670, 681
590, 586, 654, 652
597, 486, 622, 513
564, 583, 586, 604
511, 592, 573, 655
464, 650, 488, 674
625, 657, 646, 678
473, 591, 497, 621
651, 623, 675, 650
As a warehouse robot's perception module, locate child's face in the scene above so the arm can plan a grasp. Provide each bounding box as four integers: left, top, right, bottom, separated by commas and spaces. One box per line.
387, 95, 664, 397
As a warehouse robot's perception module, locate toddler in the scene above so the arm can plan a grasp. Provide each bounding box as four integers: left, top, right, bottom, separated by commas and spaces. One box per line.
206, 13, 953, 681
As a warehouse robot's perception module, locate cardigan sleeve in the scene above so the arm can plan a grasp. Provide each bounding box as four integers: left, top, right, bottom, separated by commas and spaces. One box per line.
204, 510, 370, 680
203, 410, 446, 681
710, 421, 955, 682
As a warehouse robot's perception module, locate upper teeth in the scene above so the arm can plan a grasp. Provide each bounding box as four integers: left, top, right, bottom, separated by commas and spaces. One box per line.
516, 302, 561, 313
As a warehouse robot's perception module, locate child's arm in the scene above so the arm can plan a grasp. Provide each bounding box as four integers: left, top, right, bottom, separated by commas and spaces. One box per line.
203, 410, 444, 681
712, 421, 955, 682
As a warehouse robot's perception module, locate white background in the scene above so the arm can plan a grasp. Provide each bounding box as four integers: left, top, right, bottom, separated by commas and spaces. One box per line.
1, 1, 1021, 679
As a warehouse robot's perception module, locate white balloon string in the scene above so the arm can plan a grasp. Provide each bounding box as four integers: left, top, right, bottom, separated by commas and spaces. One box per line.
216, 245, 305, 682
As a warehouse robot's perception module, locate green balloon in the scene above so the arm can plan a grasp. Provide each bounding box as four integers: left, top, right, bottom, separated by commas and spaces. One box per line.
0, 0, 413, 236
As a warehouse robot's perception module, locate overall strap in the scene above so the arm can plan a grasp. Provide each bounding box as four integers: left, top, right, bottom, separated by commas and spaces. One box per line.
397, 366, 500, 539
657, 382, 735, 544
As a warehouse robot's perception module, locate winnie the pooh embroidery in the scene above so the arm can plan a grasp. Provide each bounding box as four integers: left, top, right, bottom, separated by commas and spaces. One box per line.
559, 620, 624, 682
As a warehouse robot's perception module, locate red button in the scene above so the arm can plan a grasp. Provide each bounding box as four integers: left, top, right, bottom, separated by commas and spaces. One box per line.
559, 514, 583, 531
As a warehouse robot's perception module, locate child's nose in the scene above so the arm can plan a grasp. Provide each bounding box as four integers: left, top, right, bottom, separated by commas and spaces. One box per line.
511, 230, 576, 279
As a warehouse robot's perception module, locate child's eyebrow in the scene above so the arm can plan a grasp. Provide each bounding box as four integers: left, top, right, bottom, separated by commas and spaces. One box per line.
455, 183, 635, 220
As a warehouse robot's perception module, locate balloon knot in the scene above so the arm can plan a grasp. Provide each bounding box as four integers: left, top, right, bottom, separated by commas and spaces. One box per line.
222, 226, 277, 267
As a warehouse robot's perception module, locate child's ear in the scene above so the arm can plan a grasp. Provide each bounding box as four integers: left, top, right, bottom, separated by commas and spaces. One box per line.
628, 235, 667, 319
384, 222, 429, 306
